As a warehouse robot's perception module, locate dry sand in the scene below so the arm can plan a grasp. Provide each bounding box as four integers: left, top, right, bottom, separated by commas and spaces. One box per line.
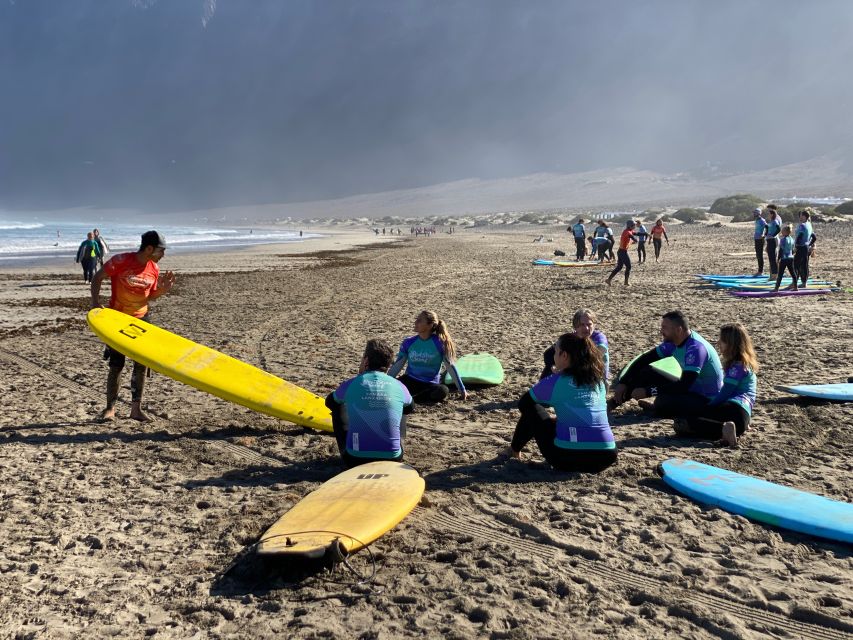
0, 223, 851, 639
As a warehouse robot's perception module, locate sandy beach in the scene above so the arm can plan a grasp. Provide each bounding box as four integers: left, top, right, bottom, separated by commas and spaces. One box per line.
1, 222, 851, 639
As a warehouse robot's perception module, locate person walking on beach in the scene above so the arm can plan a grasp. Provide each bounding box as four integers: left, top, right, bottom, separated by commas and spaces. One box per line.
672, 323, 758, 448
569, 217, 586, 261
92, 228, 109, 269
634, 219, 649, 264
326, 339, 414, 468
650, 219, 669, 261
609, 310, 723, 420
387, 310, 468, 403
764, 205, 781, 276
503, 333, 616, 473
90, 230, 175, 422
794, 210, 816, 288
605, 220, 636, 287
752, 207, 768, 275
773, 224, 797, 292
75, 232, 102, 283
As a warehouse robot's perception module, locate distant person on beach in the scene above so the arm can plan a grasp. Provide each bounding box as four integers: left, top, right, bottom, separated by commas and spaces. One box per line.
387, 310, 468, 403
672, 323, 758, 447
504, 333, 616, 472
650, 219, 669, 261
92, 228, 109, 268
609, 310, 723, 420
764, 205, 781, 276
75, 232, 102, 284
326, 339, 414, 468
773, 224, 797, 292
592, 220, 613, 262
569, 217, 586, 261
634, 220, 649, 264
752, 207, 768, 275
794, 210, 816, 288
541, 308, 609, 384
90, 230, 175, 422
605, 220, 637, 287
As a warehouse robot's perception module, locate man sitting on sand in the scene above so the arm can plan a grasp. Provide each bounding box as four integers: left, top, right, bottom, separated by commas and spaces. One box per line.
90, 230, 175, 422
609, 310, 723, 419
326, 339, 414, 468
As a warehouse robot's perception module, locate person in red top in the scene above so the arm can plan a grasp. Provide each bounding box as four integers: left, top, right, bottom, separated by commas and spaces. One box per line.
650, 219, 669, 261
90, 230, 175, 422
605, 220, 637, 287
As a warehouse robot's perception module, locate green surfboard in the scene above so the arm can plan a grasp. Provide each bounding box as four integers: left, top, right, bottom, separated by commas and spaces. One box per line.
615, 355, 681, 384
443, 353, 505, 386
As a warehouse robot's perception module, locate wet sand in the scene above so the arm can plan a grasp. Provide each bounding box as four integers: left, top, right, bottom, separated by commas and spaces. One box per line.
1, 222, 851, 639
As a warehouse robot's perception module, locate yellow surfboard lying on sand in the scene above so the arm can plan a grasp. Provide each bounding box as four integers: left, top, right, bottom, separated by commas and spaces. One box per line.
86, 308, 331, 431
256, 461, 424, 558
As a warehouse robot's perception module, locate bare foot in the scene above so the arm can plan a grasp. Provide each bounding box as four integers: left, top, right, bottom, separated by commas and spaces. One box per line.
605, 279, 612, 287
501, 446, 521, 461
129, 409, 153, 422
673, 418, 693, 435
98, 407, 116, 422
720, 421, 738, 447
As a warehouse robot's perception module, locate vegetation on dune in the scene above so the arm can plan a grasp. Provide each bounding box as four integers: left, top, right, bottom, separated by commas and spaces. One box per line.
709, 194, 764, 220
834, 200, 853, 215
672, 208, 708, 223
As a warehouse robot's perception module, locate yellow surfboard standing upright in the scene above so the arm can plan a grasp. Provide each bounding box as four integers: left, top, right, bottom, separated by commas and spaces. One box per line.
86, 308, 332, 431
256, 461, 425, 558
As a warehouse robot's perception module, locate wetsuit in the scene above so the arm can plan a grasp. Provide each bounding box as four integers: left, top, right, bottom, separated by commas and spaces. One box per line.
76, 239, 102, 283
775, 235, 796, 289
794, 220, 814, 287
650, 224, 668, 260
570, 222, 586, 261
102, 252, 160, 401
635, 225, 649, 263
679, 362, 756, 439
616, 330, 723, 418
753, 215, 768, 274
511, 371, 616, 473
94, 235, 110, 269
387, 335, 465, 403
326, 370, 414, 468
607, 228, 635, 284
765, 217, 781, 275
541, 330, 610, 382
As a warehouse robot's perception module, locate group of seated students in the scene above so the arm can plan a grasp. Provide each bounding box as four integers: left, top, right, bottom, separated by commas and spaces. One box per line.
325, 308, 758, 473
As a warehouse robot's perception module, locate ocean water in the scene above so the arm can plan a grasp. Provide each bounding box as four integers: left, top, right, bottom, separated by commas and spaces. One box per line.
0, 219, 319, 262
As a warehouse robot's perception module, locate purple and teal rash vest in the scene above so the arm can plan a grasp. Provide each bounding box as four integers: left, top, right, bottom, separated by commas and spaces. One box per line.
387, 334, 465, 393
754, 216, 768, 239
332, 371, 413, 458
589, 330, 610, 381
767, 218, 782, 238
709, 362, 757, 415
795, 221, 814, 247
530, 373, 614, 450
779, 236, 795, 259
656, 331, 723, 399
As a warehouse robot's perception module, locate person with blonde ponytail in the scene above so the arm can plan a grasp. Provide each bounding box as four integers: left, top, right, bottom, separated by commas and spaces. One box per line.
673, 322, 758, 447
387, 310, 468, 402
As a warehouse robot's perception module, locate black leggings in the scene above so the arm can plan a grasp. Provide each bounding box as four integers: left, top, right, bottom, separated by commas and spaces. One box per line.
794, 245, 809, 286
511, 403, 616, 473
575, 238, 586, 261
775, 258, 796, 288
652, 238, 663, 259
327, 393, 404, 469
637, 241, 646, 263
765, 237, 778, 274
608, 249, 631, 282
81, 258, 97, 282
619, 366, 710, 418
679, 403, 750, 440
399, 374, 450, 403
754, 238, 765, 273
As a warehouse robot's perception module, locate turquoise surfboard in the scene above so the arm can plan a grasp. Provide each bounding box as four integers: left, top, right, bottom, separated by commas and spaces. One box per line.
776, 383, 853, 402
443, 353, 504, 386
658, 459, 853, 544
615, 355, 682, 384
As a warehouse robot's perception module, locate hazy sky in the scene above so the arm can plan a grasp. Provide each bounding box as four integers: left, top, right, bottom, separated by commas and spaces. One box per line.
2, 0, 852, 210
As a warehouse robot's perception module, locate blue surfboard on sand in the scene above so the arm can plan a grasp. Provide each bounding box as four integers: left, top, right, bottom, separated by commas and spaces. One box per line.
776, 383, 853, 402
658, 458, 853, 544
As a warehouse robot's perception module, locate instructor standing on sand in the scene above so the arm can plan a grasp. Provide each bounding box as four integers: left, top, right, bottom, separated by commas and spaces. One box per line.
90, 230, 175, 422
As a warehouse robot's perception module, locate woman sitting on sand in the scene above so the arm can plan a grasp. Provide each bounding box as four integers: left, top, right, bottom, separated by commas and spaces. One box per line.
388, 310, 468, 403
541, 309, 609, 384
505, 333, 616, 472
673, 322, 758, 447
